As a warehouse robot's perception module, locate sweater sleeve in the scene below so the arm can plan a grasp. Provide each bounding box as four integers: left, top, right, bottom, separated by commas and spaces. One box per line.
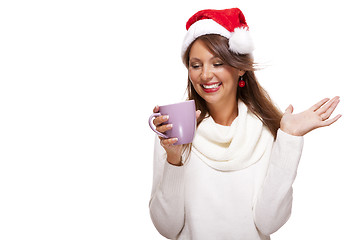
253, 129, 304, 236
149, 136, 185, 239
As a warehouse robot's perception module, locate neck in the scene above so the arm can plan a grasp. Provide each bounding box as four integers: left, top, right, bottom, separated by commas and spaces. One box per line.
207, 99, 238, 126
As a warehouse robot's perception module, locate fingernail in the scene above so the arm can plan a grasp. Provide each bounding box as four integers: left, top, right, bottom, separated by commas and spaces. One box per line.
167, 124, 173, 129
162, 115, 169, 120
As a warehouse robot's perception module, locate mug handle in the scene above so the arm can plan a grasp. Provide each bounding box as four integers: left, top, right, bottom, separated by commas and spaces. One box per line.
148, 112, 169, 138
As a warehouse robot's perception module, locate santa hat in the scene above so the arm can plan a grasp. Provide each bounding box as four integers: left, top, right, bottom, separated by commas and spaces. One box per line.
181, 8, 254, 58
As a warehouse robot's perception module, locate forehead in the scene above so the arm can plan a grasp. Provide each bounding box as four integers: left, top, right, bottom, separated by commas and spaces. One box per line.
189, 40, 217, 60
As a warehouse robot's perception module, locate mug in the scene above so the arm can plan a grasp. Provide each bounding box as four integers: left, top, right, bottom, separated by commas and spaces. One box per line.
148, 100, 196, 145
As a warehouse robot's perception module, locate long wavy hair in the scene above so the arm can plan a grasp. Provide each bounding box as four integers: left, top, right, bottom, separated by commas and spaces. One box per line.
181, 34, 283, 161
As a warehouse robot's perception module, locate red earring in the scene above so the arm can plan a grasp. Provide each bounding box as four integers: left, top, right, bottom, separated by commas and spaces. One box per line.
239, 76, 245, 88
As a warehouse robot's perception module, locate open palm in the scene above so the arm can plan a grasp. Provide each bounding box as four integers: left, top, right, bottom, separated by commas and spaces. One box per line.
280, 96, 341, 136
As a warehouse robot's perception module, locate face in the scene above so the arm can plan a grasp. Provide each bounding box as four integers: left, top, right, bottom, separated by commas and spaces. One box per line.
188, 40, 244, 107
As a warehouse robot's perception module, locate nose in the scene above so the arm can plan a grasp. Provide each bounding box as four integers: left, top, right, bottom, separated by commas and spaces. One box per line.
200, 65, 214, 82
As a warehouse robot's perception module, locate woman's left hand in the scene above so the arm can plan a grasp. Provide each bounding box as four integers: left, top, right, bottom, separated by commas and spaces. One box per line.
280, 96, 342, 136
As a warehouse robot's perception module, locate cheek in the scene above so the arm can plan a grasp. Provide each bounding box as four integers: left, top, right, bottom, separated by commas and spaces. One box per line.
222, 66, 240, 82
224, 72, 240, 87
188, 70, 200, 84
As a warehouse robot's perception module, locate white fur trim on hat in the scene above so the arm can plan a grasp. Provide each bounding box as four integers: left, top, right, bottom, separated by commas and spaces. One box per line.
181, 19, 231, 58
181, 19, 254, 58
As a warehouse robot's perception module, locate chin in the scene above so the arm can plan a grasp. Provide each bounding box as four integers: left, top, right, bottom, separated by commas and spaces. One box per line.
201, 95, 222, 105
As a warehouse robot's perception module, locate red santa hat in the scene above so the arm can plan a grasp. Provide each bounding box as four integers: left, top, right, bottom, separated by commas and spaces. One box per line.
181, 8, 254, 58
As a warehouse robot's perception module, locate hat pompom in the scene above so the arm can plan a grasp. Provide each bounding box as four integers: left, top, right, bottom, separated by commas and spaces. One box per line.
228, 27, 254, 55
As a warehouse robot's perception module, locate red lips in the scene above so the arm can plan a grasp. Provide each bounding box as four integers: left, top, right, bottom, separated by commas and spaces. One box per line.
201, 82, 222, 93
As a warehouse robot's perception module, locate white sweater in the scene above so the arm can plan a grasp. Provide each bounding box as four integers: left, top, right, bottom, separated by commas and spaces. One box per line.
149, 114, 304, 239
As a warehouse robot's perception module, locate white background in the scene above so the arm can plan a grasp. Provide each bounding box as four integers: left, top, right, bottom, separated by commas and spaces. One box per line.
0, 0, 359, 239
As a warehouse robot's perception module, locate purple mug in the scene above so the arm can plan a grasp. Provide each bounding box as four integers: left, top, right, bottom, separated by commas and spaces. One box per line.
148, 100, 196, 145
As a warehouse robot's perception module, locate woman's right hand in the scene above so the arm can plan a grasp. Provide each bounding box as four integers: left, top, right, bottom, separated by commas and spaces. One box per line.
152, 105, 201, 166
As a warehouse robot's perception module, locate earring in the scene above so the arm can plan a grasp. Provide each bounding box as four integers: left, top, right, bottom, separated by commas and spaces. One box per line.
238, 76, 245, 88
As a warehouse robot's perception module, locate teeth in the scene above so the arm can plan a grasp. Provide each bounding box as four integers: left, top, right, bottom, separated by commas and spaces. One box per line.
202, 83, 221, 89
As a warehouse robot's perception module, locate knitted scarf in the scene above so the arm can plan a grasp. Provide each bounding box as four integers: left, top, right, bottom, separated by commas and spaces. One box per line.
192, 101, 274, 171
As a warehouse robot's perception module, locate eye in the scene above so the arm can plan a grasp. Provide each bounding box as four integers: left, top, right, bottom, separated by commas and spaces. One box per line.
190, 64, 201, 69
213, 62, 223, 67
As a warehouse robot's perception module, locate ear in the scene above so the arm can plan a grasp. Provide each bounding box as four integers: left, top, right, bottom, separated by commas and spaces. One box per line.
238, 70, 245, 77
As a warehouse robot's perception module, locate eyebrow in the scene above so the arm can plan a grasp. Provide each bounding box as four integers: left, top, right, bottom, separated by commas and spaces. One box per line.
189, 56, 221, 62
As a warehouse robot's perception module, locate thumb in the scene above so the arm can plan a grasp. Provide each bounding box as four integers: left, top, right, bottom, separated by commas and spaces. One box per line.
284, 104, 294, 114
196, 110, 202, 120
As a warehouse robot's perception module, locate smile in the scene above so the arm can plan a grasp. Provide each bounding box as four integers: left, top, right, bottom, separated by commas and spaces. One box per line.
201, 82, 222, 93
201, 82, 222, 89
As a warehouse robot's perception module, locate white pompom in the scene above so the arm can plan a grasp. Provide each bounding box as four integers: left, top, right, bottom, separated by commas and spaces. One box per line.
228, 27, 254, 54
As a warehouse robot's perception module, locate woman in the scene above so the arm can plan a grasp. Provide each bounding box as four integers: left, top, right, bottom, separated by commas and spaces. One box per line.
149, 8, 341, 240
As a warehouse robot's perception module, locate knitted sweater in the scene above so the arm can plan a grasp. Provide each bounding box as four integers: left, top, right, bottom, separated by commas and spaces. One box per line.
149, 108, 304, 240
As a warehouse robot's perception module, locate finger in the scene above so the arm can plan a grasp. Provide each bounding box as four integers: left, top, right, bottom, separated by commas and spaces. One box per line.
196, 110, 201, 120
310, 98, 330, 112
156, 123, 172, 133
320, 97, 340, 120
153, 114, 169, 126
153, 105, 160, 113
320, 114, 342, 127
284, 104, 294, 114
316, 96, 340, 115
161, 137, 178, 146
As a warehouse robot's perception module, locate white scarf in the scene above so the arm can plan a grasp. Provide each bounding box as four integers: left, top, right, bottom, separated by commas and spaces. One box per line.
192, 101, 274, 171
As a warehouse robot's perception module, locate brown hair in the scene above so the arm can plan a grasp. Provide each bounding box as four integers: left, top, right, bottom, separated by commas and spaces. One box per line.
181, 34, 283, 161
